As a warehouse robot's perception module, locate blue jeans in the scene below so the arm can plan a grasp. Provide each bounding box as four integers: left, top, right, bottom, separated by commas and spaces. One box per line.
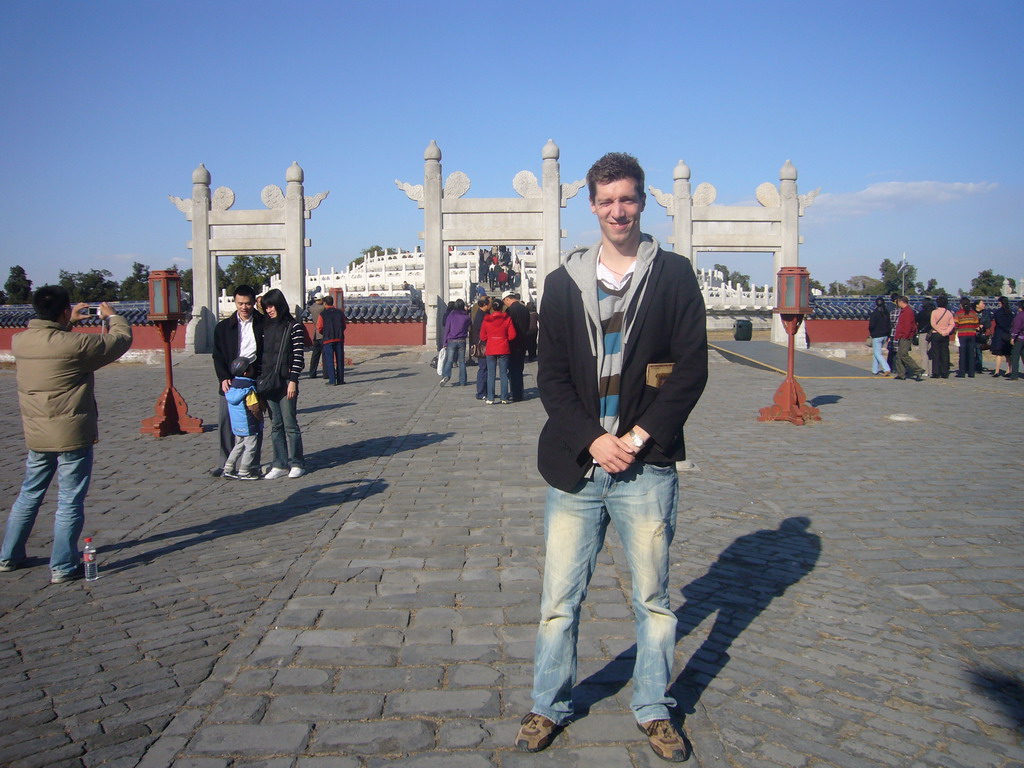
871, 336, 890, 374
486, 354, 509, 401
1, 447, 93, 576
442, 339, 467, 385
323, 340, 344, 384
266, 390, 304, 469
531, 462, 679, 725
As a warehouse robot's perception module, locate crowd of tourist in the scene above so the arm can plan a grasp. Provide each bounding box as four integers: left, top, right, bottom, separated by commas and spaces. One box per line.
869, 293, 1024, 381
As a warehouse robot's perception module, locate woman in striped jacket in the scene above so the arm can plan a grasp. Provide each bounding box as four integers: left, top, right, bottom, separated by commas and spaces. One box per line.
260, 289, 306, 478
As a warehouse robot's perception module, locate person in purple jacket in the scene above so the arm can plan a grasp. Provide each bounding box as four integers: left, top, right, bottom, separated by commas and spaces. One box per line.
440, 298, 471, 386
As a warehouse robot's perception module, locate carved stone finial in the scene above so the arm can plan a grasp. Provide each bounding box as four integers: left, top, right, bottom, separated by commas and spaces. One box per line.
798, 187, 820, 216
286, 162, 304, 183
542, 139, 559, 160
304, 191, 329, 211
560, 179, 586, 207
261, 185, 286, 210
211, 186, 235, 211
693, 182, 717, 206
756, 182, 781, 208
395, 179, 424, 202
192, 163, 210, 185
444, 171, 471, 199
169, 195, 193, 214
425, 140, 442, 161
780, 160, 797, 181
674, 160, 690, 181
648, 186, 674, 211
513, 171, 542, 199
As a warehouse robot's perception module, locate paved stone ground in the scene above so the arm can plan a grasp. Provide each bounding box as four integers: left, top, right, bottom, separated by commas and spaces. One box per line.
0, 345, 1021, 767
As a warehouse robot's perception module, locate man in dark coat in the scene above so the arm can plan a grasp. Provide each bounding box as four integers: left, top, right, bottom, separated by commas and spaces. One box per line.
212, 285, 264, 475
503, 290, 530, 401
317, 296, 347, 385
515, 153, 707, 762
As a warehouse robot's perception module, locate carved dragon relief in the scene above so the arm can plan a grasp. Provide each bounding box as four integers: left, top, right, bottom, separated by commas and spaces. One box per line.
395, 179, 424, 202
304, 191, 329, 211
443, 171, 471, 199
169, 195, 192, 215
211, 187, 235, 211
693, 182, 717, 206
648, 186, 674, 211
798, 188, 820, 216
513, 171, 542, 199
560, 179, 585, 207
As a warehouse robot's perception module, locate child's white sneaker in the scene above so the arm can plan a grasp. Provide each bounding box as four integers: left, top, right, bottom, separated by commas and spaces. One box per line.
264, 467, 289, 480
288, 467, 305, 478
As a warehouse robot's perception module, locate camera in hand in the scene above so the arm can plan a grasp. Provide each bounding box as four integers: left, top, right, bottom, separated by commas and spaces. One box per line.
82, 306, 101, 316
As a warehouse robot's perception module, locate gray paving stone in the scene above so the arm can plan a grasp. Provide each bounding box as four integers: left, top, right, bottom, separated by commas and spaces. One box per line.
188, 724, 309, 756
384, 690, 500, 718
311, 719, 434, 753
263, 693, 384, 722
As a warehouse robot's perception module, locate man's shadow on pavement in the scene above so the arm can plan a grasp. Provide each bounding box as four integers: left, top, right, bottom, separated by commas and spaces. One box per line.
574, 516, 821, 717
103, 478, 387, 573
305, 431, 454, 471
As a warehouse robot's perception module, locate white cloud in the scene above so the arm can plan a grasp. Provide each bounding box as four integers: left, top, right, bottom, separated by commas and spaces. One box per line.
809, 181, 997, 220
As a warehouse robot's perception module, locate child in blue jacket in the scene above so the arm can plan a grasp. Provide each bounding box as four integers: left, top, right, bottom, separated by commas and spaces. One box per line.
223, 356, 264, 479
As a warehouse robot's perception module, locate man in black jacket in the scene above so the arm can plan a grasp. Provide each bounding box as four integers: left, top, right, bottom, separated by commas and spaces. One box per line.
515, 153, 707, 762
503, 290, 530, 401
211, 285, 265, 476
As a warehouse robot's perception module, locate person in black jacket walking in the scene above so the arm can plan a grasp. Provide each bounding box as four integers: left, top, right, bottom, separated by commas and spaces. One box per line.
515, 153, 707, 762
868, 297, 892, 376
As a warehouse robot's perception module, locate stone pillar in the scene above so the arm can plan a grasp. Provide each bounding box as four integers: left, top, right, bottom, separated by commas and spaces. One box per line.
283, 162, 306, 317
189, 164, 214, 353
672, 160, 694, 267
539, 139, 561, 305
773, 160, 800, 344
423, 141, 444, 347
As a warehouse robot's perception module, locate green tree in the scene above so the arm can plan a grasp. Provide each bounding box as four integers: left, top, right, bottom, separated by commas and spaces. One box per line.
879, 258, 918, 295
970, 269, 1013, 296
0, 289, 7, 304
5, 265, 33, 304
845, 275, 883, 295
224, 255, 279, 293
119, 262, 151, 300
58, 269, 119, 302
923, 278, 948, 295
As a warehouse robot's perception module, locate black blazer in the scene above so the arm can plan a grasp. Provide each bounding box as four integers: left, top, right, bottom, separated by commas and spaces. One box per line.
536, 248, 708, 492
212, 311, 266, 391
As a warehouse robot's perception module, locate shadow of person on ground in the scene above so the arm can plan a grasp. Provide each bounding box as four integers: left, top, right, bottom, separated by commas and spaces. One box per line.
103, 477, 387, 573
354, 372, 418, 384
967, 669, 1024, 733
572, 516, 820, 718
809, 394, 842, 407
304, 431, 454, 471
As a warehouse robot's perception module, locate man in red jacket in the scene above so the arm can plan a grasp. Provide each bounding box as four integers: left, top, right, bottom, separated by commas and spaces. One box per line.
515, 153, 707, 762
892, 296, 925, 381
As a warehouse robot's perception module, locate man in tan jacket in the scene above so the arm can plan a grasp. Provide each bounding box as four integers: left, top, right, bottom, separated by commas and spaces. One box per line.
0, 286, 132, 583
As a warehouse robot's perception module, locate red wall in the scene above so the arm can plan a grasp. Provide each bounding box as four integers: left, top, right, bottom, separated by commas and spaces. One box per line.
0, 324, 186, 351
303, 322, 426, 346
805, 318, 869, 344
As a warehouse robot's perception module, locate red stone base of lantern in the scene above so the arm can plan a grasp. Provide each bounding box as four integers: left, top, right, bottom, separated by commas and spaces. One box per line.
141, 386, 203, 436
758, 314, 822, 426
140, 321, 203, 437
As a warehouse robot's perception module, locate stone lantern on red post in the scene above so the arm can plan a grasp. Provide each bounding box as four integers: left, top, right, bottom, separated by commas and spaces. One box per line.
140, 269, 203, 437
758, 266, 821, 425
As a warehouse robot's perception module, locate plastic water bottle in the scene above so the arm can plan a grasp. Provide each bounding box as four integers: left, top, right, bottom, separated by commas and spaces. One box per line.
83, 538, 99, 582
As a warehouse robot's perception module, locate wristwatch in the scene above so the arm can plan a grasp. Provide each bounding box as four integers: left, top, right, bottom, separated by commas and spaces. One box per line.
628, 429, 645, 449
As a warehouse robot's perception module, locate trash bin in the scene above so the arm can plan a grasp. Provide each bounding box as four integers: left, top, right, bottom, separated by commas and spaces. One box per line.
734, 319, 753, 341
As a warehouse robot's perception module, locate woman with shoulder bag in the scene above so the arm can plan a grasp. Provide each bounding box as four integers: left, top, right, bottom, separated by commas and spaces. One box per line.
259, 289, 306, 479
480, 298, 516, 404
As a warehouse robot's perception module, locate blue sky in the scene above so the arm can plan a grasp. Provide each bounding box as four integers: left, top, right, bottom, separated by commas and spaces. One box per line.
2, 0, 1021, 295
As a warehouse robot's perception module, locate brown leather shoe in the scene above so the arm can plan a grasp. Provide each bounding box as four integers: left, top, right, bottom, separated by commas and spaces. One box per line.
637, 719, 690, 762
515, 712, 561, 752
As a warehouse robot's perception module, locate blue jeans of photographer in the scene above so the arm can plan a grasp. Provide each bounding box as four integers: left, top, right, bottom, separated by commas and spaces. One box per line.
0, 447, 92, 577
